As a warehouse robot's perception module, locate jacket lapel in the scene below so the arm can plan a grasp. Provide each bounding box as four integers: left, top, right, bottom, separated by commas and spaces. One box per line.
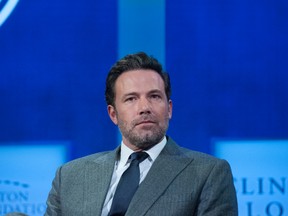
126, 138, 194, 216
83, 149, 119, 216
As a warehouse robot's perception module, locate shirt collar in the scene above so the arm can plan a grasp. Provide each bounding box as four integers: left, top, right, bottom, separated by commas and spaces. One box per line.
119, 136, 167, 166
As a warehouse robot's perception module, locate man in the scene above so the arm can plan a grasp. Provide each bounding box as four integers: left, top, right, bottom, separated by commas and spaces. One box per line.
45, 52, 238, 215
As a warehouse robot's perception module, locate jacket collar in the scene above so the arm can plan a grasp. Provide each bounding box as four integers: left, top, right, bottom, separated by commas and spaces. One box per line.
126, 137, 194, 216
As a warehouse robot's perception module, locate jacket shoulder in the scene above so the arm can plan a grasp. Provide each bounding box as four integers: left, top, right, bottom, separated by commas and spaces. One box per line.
60, 151, 112, 171
180, 146, 219, 161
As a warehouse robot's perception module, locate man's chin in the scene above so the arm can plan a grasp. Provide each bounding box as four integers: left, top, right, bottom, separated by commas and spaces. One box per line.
130, 134, 163, 150
133, 141, 157, 151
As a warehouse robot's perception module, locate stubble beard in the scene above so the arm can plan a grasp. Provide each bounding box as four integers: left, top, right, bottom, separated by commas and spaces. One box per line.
117, 115, 169, 150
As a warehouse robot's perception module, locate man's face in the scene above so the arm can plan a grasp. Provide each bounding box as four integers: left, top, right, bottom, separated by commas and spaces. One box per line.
108, 69, 172, 151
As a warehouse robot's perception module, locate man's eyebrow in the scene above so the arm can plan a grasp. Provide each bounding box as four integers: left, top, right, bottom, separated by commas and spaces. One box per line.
121, 90, 163, 99
148, 89, 163, 94
123, 92, 138, 97
121, 92, 138, 99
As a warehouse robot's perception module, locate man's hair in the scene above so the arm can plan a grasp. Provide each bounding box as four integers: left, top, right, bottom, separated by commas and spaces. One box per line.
105, 52, 171, 106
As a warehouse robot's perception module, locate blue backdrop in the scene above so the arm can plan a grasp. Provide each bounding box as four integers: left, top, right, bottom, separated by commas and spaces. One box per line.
1, 0, 288, 158
166, 0, 288, 153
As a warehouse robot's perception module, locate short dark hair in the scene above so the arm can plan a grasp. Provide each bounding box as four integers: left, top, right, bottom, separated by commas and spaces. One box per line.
105, 52, 171, 106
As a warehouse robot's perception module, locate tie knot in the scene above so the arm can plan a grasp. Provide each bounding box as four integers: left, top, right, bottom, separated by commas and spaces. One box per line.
129, 152, 149, 163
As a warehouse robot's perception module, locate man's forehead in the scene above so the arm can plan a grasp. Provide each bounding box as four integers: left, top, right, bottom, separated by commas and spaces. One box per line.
117, 70, 163, 84
114, 70, 165, 94
117, 69, 162, 82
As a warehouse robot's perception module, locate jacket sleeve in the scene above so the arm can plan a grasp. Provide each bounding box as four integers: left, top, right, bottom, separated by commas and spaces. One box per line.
45, 167, 62, 216
196, 159, 238, 216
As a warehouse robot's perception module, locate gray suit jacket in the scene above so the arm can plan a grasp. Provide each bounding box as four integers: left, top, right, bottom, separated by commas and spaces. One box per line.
45, 137, 238, 216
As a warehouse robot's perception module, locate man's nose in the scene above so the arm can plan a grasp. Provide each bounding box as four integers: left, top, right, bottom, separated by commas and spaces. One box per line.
138, 98, 151, 115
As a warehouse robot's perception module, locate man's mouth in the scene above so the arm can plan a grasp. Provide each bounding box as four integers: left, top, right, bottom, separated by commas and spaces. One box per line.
136, 121, 155, 125
135, 118, 157, 127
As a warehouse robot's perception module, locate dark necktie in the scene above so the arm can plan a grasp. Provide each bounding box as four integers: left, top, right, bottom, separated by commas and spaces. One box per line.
108, 151, 149, 216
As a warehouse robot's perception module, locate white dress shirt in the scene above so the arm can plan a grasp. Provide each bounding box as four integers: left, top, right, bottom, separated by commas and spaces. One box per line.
101, 137, 167, 216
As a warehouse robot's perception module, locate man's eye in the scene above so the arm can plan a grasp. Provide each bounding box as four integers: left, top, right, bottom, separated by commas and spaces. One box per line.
125, 97, 136, 102
151, 94, 161, 99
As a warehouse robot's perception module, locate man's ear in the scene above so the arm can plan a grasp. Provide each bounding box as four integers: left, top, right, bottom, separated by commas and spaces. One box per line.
168, 99, 173, 119
107, 105, 118, 125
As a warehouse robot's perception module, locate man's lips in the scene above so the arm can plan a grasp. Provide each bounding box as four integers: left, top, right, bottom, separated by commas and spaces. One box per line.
135, 120, 156, 126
